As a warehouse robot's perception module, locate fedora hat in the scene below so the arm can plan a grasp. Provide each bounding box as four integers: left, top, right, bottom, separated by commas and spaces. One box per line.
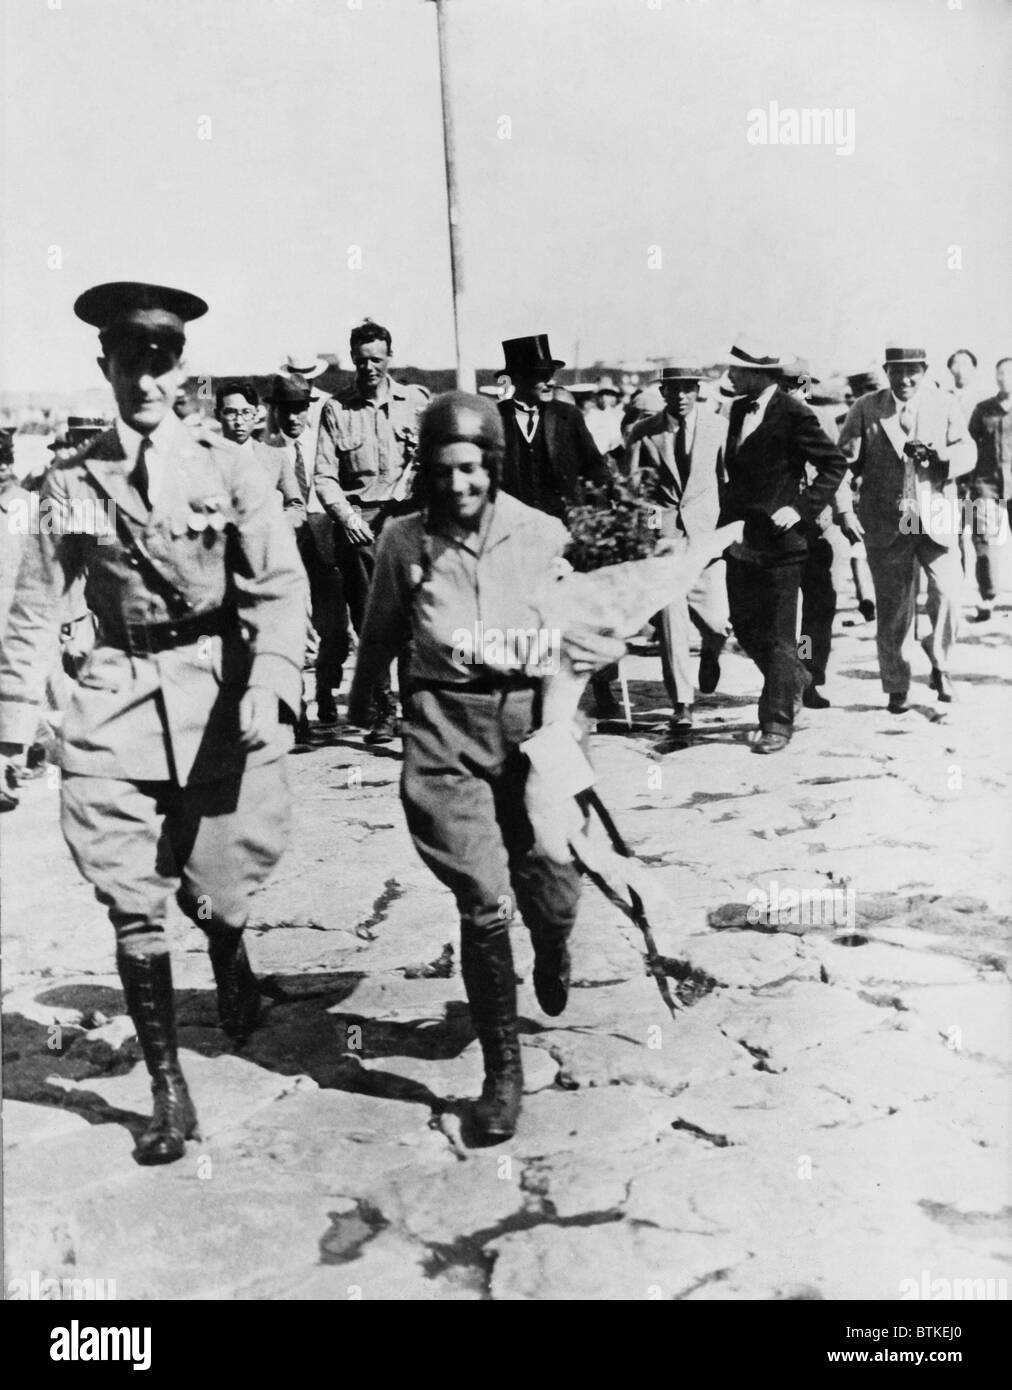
659, 364, 703, 383
502, 334, 565, 377
269, 373, 313, 407
728, 333, 785, 372
280, 350, 328, 380
882, 345, 928, 367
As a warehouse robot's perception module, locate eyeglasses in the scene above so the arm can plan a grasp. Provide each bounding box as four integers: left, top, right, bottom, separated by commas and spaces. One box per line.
220, 408, 257, 420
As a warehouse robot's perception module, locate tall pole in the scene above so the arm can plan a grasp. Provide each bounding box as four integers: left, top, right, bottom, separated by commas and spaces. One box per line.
434, 0, 475, 392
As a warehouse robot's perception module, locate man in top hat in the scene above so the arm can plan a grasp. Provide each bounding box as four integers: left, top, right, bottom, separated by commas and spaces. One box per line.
626, 364, 730, 732
498, 334, 606, 520
314, 319, 430, 745
837, 346, 975, 709
215, 377, 304, 526
0, 281, 308, 1165
584, 376, 624, 459
270, 373, 349, 724
719, 335, 849, 753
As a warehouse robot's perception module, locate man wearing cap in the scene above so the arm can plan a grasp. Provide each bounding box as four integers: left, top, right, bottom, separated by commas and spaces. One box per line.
498, 334, 606, 521
270, 373, 349, 724
720, 336, 849, 753
314, 320, 429, 745
626, 365, 730, 732
0, 282, 308, 1165
837, 346, 975, 709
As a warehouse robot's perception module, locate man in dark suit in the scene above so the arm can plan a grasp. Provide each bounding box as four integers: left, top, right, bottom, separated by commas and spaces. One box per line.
719, 337, 848, 753
498, 333, 611, 708
498, 334, 606, 520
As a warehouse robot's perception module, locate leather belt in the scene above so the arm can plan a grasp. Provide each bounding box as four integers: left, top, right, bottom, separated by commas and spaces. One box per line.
411, 675, 540, 696
100, 607, 230, 654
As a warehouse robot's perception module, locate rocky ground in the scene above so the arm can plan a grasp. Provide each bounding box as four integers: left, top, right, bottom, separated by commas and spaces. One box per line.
3, 566, 1010, 1301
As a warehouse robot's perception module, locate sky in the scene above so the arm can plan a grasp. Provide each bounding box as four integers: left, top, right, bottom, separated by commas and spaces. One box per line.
2, 0, 1010, 395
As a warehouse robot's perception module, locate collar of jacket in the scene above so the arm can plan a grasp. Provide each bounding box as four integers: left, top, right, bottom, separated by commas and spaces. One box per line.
341, 378, 410, 409
425, 490, 545, 553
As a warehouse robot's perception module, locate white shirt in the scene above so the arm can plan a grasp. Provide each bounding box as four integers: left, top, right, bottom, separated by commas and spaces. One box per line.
284, 433, 323, 513
512, 399, 540, 444
737, 383, 778, 445
115, 412, 183, 510
891, 391, 920, 433
586, 405, 623, 455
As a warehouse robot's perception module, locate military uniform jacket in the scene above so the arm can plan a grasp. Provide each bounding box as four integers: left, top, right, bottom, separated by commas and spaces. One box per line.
0, 417, 309, 785
837, 385, 975, 549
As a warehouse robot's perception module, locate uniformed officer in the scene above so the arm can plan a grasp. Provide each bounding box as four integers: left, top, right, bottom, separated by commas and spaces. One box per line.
314, 320, 429, 744
349, 392, 622, 1142
0, 282, 309, 1164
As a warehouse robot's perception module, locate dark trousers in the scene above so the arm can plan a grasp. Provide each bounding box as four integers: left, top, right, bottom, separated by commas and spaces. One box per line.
298, 514, 350, 697
400, 687, 581, 940
334, 510, 392, 706
799, 533, 836, 686
970, 498, 1011, 602
726, 555, 808, 735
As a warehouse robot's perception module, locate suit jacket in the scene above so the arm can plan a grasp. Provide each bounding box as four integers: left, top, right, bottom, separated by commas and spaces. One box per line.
253, 440, 305, 527
498, 399, 607, 516
0, 417, 308, 784
837, 385, 975, 549
625, 408, 727, 538
719, 389, 848, 561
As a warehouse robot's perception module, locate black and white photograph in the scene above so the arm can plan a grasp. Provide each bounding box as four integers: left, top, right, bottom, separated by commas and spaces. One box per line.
1, 0, 1010, 1332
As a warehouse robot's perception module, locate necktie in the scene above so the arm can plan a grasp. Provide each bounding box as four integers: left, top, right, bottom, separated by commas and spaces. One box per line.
132, 437, 152, 510
293, 439, 310, 502
675, 417, 689, 487
899, 403, 915, 435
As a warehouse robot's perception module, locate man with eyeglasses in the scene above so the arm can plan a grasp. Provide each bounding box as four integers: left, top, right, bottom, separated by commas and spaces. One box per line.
215, 377, 303, 526
0, 282, 308, 1166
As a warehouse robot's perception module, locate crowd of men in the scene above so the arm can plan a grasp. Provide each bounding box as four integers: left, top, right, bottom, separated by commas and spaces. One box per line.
0, 281, 1008, 1152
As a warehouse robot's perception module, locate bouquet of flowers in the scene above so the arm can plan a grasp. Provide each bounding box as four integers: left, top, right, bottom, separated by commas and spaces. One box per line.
523, 467, 743, 879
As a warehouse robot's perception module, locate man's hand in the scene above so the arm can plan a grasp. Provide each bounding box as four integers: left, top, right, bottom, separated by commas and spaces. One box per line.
562, 626, 628, 674
0, 758, 21, 812
238, 687, 279, 751
838, 511, 865, 544
343, 511, 374, 546
770, 505, 802, 532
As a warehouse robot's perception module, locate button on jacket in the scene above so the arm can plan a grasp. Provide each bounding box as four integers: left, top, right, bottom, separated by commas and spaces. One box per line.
314, 379, 430, 520
0, 415, 308, 784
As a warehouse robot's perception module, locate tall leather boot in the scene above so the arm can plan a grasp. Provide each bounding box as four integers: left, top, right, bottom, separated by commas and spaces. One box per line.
461, 921, 523, 1141
206, 926, 262, 1042
117, 951, 199, 1165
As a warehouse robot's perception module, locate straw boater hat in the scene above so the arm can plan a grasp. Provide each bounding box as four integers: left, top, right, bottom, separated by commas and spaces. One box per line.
659, 364, 703, 384
728, 333, 786, 372
279, 350, 328, 380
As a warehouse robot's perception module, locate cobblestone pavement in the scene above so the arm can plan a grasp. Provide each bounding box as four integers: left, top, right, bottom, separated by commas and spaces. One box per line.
3, 575, 1010, 1301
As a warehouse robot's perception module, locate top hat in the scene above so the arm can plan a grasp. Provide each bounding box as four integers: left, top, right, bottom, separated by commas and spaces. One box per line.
659, 365, 703, 384
74, 281, 207, 351
280, 351, 328, 380
502, 334, 565, 377
882, 345, 928, 367
728, 333, 785, 372
269, 373, 313, 408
